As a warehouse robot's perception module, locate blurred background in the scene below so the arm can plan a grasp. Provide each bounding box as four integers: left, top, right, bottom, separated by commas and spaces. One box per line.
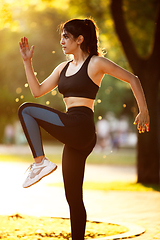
0, 0, 159, 184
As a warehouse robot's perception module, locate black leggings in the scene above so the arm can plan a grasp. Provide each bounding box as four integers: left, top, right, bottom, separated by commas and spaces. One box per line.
18, 102, 96, 240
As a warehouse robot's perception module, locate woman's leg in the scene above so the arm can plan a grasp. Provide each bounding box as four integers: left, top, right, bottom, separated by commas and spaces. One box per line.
19, 102, 96, 238
18, 102, 66, 187
18, 102, 65, 159
62, 145, 88, 240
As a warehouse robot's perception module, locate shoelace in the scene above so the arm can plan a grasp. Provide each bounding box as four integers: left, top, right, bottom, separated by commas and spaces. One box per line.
24, 158, 45, 174
25, 163, 35, 174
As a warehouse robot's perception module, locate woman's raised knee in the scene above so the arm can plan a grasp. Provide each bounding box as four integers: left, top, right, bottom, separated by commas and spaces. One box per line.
18, 102, 33, 116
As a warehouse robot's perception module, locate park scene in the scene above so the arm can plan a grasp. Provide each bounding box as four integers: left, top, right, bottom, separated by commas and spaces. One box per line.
0, 0, 160, 239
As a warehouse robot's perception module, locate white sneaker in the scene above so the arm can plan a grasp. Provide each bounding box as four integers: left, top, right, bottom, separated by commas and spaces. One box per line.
23, 157, 57, 188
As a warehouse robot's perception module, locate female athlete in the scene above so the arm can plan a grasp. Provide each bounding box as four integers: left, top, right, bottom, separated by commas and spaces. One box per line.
19, 18, 150, 240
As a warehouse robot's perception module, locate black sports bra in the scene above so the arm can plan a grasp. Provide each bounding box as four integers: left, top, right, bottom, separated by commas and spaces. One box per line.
58, 55, 99, 100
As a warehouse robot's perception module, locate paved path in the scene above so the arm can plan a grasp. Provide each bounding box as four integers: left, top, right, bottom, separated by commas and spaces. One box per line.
0, 145, 160, 239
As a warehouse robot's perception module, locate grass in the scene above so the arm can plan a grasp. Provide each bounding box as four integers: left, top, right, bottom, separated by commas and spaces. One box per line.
87, 149, 136, 166
48, 181, 160, 192
0, 214, 128, 240
0, 147, 136, 165
0, 153, 61, 163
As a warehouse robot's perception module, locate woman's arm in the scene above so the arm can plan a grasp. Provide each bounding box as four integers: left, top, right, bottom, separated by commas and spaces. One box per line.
96, 57, 150, 133
19, 37, 66, 98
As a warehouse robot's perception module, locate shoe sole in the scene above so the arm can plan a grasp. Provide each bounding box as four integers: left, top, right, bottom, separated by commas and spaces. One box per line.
23, 165, 57, 188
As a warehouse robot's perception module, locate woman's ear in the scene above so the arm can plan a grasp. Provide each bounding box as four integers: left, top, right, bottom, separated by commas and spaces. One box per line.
77, 35, 84, 45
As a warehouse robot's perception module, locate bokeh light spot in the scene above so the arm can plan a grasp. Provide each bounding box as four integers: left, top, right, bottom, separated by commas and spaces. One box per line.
16, 87, 22, 94
98, 116, 102, 120
51, 90, 57, 96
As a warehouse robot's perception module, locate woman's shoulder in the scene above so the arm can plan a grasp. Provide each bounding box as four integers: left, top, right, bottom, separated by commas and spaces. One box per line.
89, 55, 109, 71
55, 61, 69, 75
90, 55, 114, 72
57, 61, 69, 69
91, 55, 109, 63
91, 55, 109, 64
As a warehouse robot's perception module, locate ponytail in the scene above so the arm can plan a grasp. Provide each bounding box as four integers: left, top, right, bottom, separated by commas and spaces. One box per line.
61, 18, 102, 56
83, 19, 100, 56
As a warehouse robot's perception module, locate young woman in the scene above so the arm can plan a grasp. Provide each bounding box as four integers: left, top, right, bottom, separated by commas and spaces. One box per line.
19, 18, 150, 240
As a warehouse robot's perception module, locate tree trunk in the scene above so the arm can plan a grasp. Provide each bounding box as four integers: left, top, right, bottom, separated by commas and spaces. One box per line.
111, 0, 160, 184
137, 72, 159, 184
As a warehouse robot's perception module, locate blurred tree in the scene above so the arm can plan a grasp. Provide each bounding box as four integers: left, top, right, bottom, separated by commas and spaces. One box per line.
111, 0, 160, 184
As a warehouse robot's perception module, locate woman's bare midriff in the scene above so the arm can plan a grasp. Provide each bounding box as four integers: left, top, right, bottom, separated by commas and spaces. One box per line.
64, 97, 95, 111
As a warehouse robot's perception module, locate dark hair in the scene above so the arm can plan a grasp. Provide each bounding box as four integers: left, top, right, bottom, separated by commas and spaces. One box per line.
60, 18, 102, 56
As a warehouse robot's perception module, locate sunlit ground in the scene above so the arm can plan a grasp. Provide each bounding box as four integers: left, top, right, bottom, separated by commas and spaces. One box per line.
0, 144, 160, 240
0, 214, 128, 239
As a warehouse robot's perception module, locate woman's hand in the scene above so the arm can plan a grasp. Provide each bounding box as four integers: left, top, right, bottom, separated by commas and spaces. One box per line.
19, 37, 35, 61
134, 110, 150, 133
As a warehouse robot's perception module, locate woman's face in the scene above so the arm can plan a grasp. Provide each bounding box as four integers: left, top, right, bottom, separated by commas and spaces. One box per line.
60, 30, 79, 54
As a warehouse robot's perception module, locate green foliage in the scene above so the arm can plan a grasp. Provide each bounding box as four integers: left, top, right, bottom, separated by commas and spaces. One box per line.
123, 0, 158, 57
94, 74, 137, 122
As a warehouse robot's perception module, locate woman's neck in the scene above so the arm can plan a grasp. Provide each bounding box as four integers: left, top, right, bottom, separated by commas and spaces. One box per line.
72, 52, 89, 66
